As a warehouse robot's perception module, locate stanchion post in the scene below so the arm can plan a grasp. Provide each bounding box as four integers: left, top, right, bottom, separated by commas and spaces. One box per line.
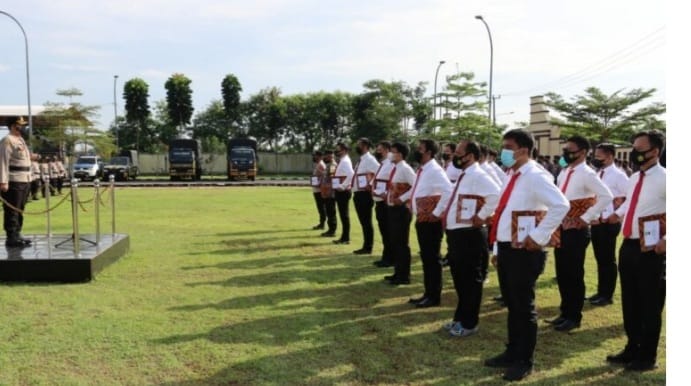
110, 174, 115, 236
70, 178, 80, 257
44, 174, 51, 237
94, 178, 100, 244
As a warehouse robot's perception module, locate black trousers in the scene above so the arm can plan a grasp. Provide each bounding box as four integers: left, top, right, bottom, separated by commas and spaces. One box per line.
497, 243, 546, 364
56, 176, 63, 194
554, 227, 590, 322
415, 221, 443, 300
353, 191, 374, 250
334, 190, 351, 242
388, 205, 412, 280
480, 225, 490, 280
619, 239, 665, 362
591, 222, 621, 299
324, 197, 337, 233
312, 192, 326, 226
2, 181, 30, 239
30, 179, 40, 199
447, 227, 485, 328
375, 201, 392, 262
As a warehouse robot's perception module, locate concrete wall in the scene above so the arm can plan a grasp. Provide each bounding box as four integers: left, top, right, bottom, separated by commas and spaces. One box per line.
136, 152, 313, 175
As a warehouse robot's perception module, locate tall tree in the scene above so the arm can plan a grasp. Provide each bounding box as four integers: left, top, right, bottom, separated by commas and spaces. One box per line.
193, 100, 229, 152
244, 87, 286, 151
221, 74, 243, 128
351, 80, 407, 144
122, 78, 151, 151
545, 87, 666, 145
164, 73, 194, 134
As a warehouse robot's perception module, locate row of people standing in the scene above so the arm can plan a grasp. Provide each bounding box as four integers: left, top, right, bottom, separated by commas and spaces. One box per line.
308, 129, 665, 381
29, 155, 67, 200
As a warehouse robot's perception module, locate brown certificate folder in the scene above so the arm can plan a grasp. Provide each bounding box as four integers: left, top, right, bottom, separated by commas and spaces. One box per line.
455, 194, 485, 224
561, 197, 596, 230
638, 213, 666, 252
511, 210, 560, 248
415, 195, 441, 223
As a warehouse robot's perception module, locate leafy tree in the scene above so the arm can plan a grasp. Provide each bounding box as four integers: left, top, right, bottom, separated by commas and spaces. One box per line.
221, 74, 243, 126
244, 87, 286, 151
193, 100, 230, 152
164, 73, 194, 133
545, 87, 666, 145
351, 80, 408, 144
150, 99, 179, 149
122, 78, 151, 151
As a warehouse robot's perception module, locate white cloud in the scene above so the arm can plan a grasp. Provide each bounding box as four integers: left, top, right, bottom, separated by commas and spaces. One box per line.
0, 64, 10, 73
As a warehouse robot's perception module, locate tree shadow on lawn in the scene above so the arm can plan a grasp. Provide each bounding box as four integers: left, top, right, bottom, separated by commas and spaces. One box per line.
213, 229, 314, 237
181, 252, 355, 271
188, 236, 324, 255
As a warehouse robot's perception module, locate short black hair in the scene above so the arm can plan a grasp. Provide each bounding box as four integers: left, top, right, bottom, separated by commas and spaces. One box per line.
488, 149, 498, 157
418, 139, 438, 157
633, 130, 665, 152
503, 129, 534, 152
479, 144, 489, 157
313, 150, 323, 156
443, 142, 456, 152
377, 140, 391, 150
357, 138, 372, 149
391, 141, 409, 158
336, 142, 349, 152
595, 143, 616, 156
323, 150, 334, 155
567, 135, 590, 152
463, 141, 481, 160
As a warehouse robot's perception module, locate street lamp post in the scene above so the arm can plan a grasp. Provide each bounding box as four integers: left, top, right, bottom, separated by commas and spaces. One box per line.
113, 75, 119, 150
433, 60, 446, 128
492, 94, 501, 127
1, 11, 33, 145
475, 15, 493, 145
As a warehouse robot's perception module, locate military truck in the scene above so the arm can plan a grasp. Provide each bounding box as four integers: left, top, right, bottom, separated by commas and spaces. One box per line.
227, 137, 258, 181
169, 138, 202, 181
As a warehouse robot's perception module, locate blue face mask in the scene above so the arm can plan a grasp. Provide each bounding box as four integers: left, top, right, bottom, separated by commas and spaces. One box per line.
558, 156, 568, 168
500, 149, 516, 168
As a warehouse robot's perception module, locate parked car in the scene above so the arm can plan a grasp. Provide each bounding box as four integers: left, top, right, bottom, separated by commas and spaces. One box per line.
72, 155, 103, 181
102, 156, 138, 181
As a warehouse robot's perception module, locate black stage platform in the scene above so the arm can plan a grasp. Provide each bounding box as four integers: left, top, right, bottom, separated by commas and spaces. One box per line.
0, 234, 130, 283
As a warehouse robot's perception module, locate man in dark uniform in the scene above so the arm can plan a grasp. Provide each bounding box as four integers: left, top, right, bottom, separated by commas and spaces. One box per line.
0, 116, 37, 247
319, 150, 338, 238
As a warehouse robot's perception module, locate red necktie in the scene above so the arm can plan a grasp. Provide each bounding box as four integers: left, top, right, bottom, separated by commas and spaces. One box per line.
386, 166, 398, 204
599, 170, 604, 179
488, 171, 521, 245
441, 172, 466, 228
560, 168, 575, 193
409, 167, 424, 200
349, 161, 360, 189
622, 171, 645, 238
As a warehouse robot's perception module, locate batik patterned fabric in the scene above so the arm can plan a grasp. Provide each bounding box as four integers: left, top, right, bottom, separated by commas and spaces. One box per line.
415, 195, 441, 223
638, 213, 665, 252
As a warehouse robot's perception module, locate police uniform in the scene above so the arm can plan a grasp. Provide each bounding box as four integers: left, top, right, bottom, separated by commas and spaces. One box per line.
30, 160, 41, 200
0, 130, 33, 246
311, 158, 327, 229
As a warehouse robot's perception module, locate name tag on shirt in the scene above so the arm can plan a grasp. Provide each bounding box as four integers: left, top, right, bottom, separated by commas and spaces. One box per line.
374, 180, 387, 195
357, 174, 368, 189
311, 176, 319, 187
332, 179, 341, 189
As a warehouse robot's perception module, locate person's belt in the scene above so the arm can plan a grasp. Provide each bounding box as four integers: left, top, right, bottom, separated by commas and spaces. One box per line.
9, 166, 30, 172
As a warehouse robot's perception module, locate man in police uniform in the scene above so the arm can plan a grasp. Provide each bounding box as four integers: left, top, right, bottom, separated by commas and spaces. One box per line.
0, 116, 37, 247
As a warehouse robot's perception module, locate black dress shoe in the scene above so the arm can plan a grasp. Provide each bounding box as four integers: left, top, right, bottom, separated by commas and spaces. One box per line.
332, 239, 349, 245
586, 293, 600, 302
554, 319, 581, 332
545, 316, 566, 325
20, 238, 32, 245
503, 361, 533, 381
492, 295, 504, 302
625, 359, 657, 372
484, 351, 515, 368
312, 224, 325, 230
320, 231, 335, 237
374, 260, 393, 268
384, 274, 397, 281
415, 298, 440, 308
353, 248, 372, 255
389, 277, 410, 285
5, 239, 28, 248
606, 349, 636, 364
408, 295, 426, 304
590, 296, 613, 306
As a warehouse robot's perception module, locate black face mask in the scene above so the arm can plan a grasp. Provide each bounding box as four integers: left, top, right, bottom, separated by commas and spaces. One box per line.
452, 154, 467, 169
355, 147, 364, 156
562, 149, 581, 164
312, 156, 318, 163
374, 152, 383, 162
591, 158, 604, 169
412, 150, 423, 164
630, 148, 654, 167
441, 153, 450, 161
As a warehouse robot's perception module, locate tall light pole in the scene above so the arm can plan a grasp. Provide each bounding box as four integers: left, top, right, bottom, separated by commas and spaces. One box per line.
492, 94, 501, 127
433, 60, 446, 125
113, 75, 119, 150
1, 11, 32, 145
475, 15, 493, 145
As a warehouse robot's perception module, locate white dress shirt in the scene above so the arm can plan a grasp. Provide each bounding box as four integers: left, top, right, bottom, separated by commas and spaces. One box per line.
408, 158, 451, 216
334, 154, 354, 191
615, 163, 666, 240
352, 152, 380, 192
480, 161, 503, 186
434, 162, 501, 230
372, 157, 394, 202
556, 161, 613, 223
489, 161, 508, 185
496, 160, 570, 246
387, 160, 416, 205
445, 162, 462, 183
599, 163, 629, 198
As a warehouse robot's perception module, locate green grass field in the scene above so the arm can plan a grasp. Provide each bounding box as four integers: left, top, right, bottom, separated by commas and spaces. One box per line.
1, 187, 665, 385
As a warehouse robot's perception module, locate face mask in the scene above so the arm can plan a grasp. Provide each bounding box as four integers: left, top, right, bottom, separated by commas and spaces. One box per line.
412, 150, 423, 163
500, 149, 516, 168
630, 148, 653, 167
558, 156, 568, 168
312, 156, 318, 163
562, 149, 581, 164
355, 147, 364, 156
374, 152, 383, 162
452, 154, 466, 169
441, 153, 450, 161
591, 158, 604, 169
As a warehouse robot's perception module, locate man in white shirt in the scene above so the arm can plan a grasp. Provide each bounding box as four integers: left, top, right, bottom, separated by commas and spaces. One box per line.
332, 142, 354, 245
310, 151, 327, 230
548, 136, 613, 332
371, 141, 395, 267
483, 129, 569, 382
486, 147, 508, 186
351, 138, 380, 254
588, 143, 629, 306
384, 142, 416, 285
434, 140, 500, 336
442, 142, 462, 183
479, 145, 504, 187
407, 139, 451, 307
605, 130, 666, 372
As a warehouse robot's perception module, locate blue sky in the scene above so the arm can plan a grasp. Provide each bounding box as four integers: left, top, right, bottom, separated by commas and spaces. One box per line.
0, 0, 666, 129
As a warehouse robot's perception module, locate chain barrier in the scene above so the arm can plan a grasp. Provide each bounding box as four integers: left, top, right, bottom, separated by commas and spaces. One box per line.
0, 191, 72, 215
